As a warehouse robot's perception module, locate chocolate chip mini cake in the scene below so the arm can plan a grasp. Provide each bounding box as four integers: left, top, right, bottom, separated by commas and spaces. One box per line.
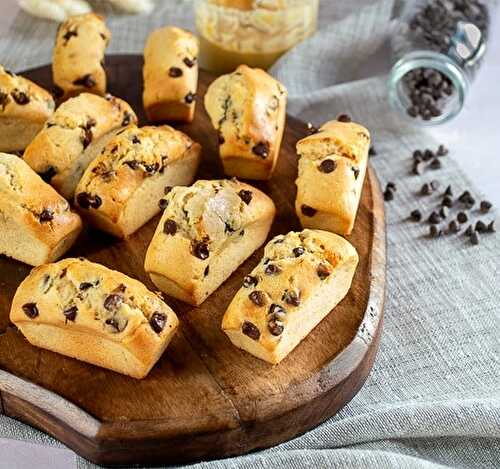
145, 179, 276, 306
52, 13, 111, 100
75, 125, 201, 238
23, 93, 137, 199
0, 153, 82, 266
0, 65, 55, 152
204, 64, 287, 180
10, 258, 179, 379
222, 229, 358, 364
295, 118, 370, 235
143, 26, 199, 123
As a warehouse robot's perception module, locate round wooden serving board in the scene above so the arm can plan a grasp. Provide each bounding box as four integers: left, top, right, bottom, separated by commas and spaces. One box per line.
0, 56, 386, 466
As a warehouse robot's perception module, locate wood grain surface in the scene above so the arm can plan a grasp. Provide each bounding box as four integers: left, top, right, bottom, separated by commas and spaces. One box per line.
0, 55, 386, 466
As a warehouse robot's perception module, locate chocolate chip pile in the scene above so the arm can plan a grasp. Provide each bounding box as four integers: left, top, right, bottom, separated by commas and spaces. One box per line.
384, 144, 496, 246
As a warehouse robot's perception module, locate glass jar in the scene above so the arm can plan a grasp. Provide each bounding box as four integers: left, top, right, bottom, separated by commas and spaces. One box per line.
388, 0, 492, 126
194, 0, 319, 75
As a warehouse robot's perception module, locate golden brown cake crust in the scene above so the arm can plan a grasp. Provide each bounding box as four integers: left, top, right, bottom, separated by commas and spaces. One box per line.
143, 26, 199, 123
295, 119, 370, 235
204, 64, 287, 180
52, 13, 111, 100
10, 258, 179, 379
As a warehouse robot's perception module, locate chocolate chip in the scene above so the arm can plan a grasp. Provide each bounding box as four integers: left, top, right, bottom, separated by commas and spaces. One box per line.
104, 294, 123, 311
442, 196, 453, 207
475, 220, 487, 233
268, 319, 284, 336
150, 312, 167, 334
11, 90, 29, 105
76, 192, 102, 209
487, 220, 496, 233
81, 128, 92, 149
471, 231, 480, 245
115, 283, 127, 294
62, 29, 77, 42
437, 144, 448, 156
444, 185, 453, 197
423, 150, 434, 162
428, 211, 441, 224
337, 114, 351, 123
249, 290, 266, 307
439, 206, 449, 219
383, 189, 394, 201
169, 67, 183, 78
242, 321, 260, 340
124, 160, 139, 170
264, 264, 282, 275
465, 225, 474, 237
22, 302, 39, 319
183, 57, 197, 68
413, 150, 423, 160
448, 220, 460, 233
159, 198, 168, 210
238, 189, 253, 205
369, 146, 377, 156
63, 306, 78, 322
319, 159, 337, 173
430, 158, 442, 170
163, 219, 177, 235
429, 225, 441, 238
480, 200, 492, 213
122, 112, 133, 126
410, 209, 422, 222
292, 246, 305, 257
39, 209, 54, 223
252, 142, 270, 159
412, 161, 424, 175
317, 263, 331, 280
73, 74, 96, 88
79, 282, 94, 291
193, 242, 209, 260
456, 212, 467, 224
420, 183, 432, 196
243, 275, 258, 288
184, 92, 196, 104
301, 205, 317, 217
283, 290, 300, 307
387, 182, 397, 191
352, 167, 360, 179
204, 266, 209, 277
131, 135, 141, 144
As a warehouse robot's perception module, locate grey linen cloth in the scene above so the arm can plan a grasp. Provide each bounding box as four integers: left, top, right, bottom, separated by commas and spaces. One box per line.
1, 1, 499, 468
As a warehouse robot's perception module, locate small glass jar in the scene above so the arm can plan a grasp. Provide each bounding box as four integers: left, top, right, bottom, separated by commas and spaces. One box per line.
388, 0, 492, 126
194, 0, 319, 75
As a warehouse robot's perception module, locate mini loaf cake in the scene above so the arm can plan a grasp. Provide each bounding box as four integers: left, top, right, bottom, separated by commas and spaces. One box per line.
23, 93, 137, 199
222, 229, 359, 364
204, 64, 287, 180
52, 13, 111, 100
295, 118, 370, 235
75, 125, 202, 238
0, 65, 55, 152
145, 179, 276, 306
0, 153, 82, 266
143, 26, 199, 123
10, 258, 179, 379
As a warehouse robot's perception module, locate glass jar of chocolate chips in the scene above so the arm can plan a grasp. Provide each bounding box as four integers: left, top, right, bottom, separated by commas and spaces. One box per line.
388, 0, 491, 125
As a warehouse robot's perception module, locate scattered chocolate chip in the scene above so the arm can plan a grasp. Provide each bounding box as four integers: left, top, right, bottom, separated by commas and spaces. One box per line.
442, 195, 453, 207
79, 282, 94, 291
39, 209, 54, 223
150, 312, 167, 334
319, 159, 337, 173
185, 92, 196, 104
475, 220, 487, 233
458, 191, 475, 208
264, 263, 282, 275
465, 225, 474, 237
183, 57, 196, 67
437, 145, 449, 156
238, 189, 253, 205
243, 275, 258, 288
81, 127, 92, 149
448, 220, 460, 233
471, 231, 480, 245
11, 90, 29, 105
76, 192, 102, 209
168, 67, 183, 78
439, 206, 449, 219
301, 204, 317, 217
122, 112, 132, 126
242, 321, 260, 340
163, 219, 177, 235
104, 294, 123, 311
387, 182, 397, 191
252, 142, 270, 159
413, 150, 423, 160
411, 209, 422, 222
420, 183, 432, 196
383, 188, 394, 201
268, 319, 284, 336
423, 149, 434, 161
63, 306, 78, 322
412, 161, 424, 175
430, 158, 442, 170
62, 29, 77, 42
131, 135, 141, 144
283, 290, 300, 307
249, 290, 266, 307
480, 200, 492, 213
369, 146, 377, 157
337, 114, 351, 123
158, 198, 168, 210
428, 211, 441, 224
429, 225, 441, 238
73, 74, 96, 88
457, 212, 468, 224
22, 302, 39, 319
292, 247, 305, 258
193, 241, 209, 260
444, 185, 453, 197
317, 263, 331, 280
487, 220, 495, 233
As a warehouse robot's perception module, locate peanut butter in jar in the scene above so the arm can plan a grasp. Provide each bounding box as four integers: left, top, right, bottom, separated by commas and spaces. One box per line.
195, 0, 319, 74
